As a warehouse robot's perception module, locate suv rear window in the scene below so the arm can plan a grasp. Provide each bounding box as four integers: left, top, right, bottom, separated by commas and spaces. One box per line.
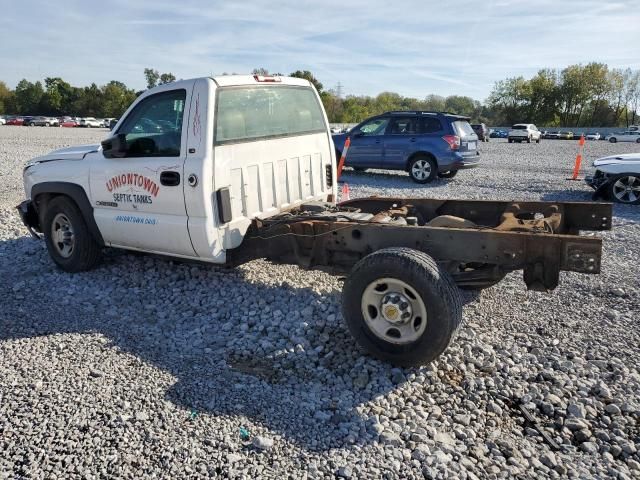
215, 86, 326, 144
512, 125, 527, 130
453, 121, 475, 137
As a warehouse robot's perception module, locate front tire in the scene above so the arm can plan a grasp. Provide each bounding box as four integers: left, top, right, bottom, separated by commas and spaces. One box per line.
408, 155, 437, 183
608, 174, 640, 204
526, 136, 531, 143
342, 248, 463, 366
609, 137, 617, 143
42, 196, 102, 272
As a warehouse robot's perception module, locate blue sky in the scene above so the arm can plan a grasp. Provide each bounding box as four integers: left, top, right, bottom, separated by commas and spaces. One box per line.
1, 0, 638, 100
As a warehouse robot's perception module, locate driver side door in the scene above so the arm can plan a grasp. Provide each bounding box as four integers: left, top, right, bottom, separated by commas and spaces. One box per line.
346, 117, 388, 169
89, 86, 197, 257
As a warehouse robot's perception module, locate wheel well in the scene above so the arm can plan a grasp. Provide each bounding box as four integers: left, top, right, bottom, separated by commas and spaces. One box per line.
406, 151, 436, 171
31, 182, 105, 246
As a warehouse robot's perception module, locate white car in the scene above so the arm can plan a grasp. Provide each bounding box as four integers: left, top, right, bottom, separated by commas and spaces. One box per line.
508, 124, 542, 143
79, 117, 102, 128
585, 132, 601, 141
605, 131, 640, 143
586, 153, 640, 204
0, 117, 5, 125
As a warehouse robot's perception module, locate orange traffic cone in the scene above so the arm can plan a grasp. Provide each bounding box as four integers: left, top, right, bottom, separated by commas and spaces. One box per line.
568, 134, 585, 180
336, 137, 351, 180
341, 183, 350, 202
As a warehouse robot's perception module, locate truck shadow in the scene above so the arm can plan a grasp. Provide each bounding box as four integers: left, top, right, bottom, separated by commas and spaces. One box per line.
0, 236, 478, 452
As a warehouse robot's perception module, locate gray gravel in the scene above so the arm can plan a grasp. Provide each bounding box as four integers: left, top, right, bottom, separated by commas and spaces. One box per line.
1, 127, 639, 479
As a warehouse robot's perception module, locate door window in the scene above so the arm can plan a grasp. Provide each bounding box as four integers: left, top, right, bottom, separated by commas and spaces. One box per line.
117, 89, 186, 157
420, 117, 443, 133
357, 117, 389, 136
388, 117, 417, 135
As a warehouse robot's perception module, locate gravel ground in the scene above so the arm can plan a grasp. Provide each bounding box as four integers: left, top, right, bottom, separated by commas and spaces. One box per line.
1, 127, 639, 479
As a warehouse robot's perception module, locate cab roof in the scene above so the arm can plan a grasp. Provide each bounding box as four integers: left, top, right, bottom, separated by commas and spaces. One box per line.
211, 75, 312, 88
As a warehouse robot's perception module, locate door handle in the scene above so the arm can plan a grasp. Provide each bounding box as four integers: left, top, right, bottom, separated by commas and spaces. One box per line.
375, 139, 381, 143
409, 137, 417, 142
160, 171, 180, 186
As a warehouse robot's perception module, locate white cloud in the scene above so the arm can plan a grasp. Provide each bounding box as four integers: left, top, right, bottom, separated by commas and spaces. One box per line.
0, 0, 638, 99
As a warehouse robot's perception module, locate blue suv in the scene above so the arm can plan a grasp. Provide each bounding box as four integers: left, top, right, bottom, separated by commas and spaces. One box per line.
332, 111, 480, 183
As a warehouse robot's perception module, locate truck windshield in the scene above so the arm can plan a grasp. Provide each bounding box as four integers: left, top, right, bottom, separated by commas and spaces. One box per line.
215, 86, 326, 144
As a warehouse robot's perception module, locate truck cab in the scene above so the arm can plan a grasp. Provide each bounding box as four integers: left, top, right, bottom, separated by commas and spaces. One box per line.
20, 76, 336, 265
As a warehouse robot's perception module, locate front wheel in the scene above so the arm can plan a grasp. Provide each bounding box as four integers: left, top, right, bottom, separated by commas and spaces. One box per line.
526, 136, 531, 143
342, 248, 463, 366
438, 170, 458, 179
408, 156, 437, 183
609, 137, 617, 143
608, 174, 640, 204
536, 136, 541, 143
42, 196, 102, 272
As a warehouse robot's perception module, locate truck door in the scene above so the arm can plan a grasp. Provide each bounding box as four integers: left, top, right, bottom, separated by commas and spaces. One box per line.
89, 86, 197, 257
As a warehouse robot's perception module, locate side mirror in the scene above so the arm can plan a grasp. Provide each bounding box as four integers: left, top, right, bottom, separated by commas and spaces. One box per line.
101, 133, 127, 159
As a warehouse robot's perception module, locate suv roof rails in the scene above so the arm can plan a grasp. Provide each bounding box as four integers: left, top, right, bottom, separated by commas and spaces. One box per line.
384, 110, 470, 119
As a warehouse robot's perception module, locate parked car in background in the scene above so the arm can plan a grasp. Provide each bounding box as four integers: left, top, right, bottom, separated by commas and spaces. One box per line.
22, 116, 36, 126
0, 117, 5, 125
606, 131, 640, 143
332, 111, 480, 183
490, 129, 508, 138
109, 118, 119, 130
558, 131, 574, 140
5, 117, 24, 126
79, 117, 102, 128
587, 153, 640, 204
585, 132, 601, 140
60, 118, 79, 127
471, 123, 489, 142
544, 131, 560, 139
508, 124, 542, 143
31, 116, 60, 127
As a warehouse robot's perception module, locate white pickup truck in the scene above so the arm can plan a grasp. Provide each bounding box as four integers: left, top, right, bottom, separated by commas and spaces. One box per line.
17, 75, 611, 366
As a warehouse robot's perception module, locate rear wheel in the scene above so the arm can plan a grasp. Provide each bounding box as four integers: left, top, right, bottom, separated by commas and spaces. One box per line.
608, 174, 640, 204
438, 170, 458, 179
42, 196, 102, 272
342, 248, 462, 366
609, 137, 617, 143
536, 136, 541, 143
526, 136, 531, 143
408, 155, 437, 183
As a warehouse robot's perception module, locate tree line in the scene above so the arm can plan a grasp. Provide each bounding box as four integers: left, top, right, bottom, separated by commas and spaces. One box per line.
1, 64, 638, 127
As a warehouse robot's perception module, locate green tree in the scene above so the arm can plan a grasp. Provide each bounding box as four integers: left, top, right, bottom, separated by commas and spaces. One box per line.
289, 70, 323, 93
14, 79, 45, 115
159, 72, 176, 85
0, 81, 15, 114
144, 68, 160, 89
101, 81, 137, 117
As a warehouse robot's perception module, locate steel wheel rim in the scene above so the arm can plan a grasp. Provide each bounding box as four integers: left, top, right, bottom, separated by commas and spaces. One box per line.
612, 176, 640, 203
361, 278, 427, 345
411, 160, 431, 180
51, 213, 75, 258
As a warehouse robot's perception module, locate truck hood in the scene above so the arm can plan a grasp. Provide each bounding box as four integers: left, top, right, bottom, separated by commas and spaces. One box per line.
27, 144, 100, 167
593, 153, 640, 167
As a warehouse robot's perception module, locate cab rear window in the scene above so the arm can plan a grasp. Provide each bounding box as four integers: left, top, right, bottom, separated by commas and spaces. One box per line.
215, 86, 326, 144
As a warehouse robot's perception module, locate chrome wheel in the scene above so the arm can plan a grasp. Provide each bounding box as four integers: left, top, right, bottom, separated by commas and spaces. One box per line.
411, 159, 432, 181
612, 176, 640, 203
361, 278, 427, 345
51, 213, 75, 258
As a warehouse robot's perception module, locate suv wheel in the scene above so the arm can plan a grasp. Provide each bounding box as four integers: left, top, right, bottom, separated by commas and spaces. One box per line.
408, 156, 437, 183
42, 196, 102, 272
526, 136, 532, 143
609, 137, 617, 143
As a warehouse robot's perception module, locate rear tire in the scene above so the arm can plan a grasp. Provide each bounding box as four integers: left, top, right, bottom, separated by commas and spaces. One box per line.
408, 155, 437, 183
438, 170, 458, 179
609, 137, 617, 143
526, 136, 531, 143
42, 196, 102, 272
536, 136, 541, 143
342, 248, 463, 366
508, 139, 512, 143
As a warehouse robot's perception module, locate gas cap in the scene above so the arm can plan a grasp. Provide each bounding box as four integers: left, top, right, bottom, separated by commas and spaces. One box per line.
187, 174, 198, 187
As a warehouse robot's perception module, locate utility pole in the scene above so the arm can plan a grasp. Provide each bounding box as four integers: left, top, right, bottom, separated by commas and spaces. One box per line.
336, 82, 343, 99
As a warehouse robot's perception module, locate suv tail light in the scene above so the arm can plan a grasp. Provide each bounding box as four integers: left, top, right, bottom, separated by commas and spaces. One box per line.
442, 135, 460, 150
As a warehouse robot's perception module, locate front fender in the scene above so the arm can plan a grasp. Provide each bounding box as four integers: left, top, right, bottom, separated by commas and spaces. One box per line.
31, 182, 105, 246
